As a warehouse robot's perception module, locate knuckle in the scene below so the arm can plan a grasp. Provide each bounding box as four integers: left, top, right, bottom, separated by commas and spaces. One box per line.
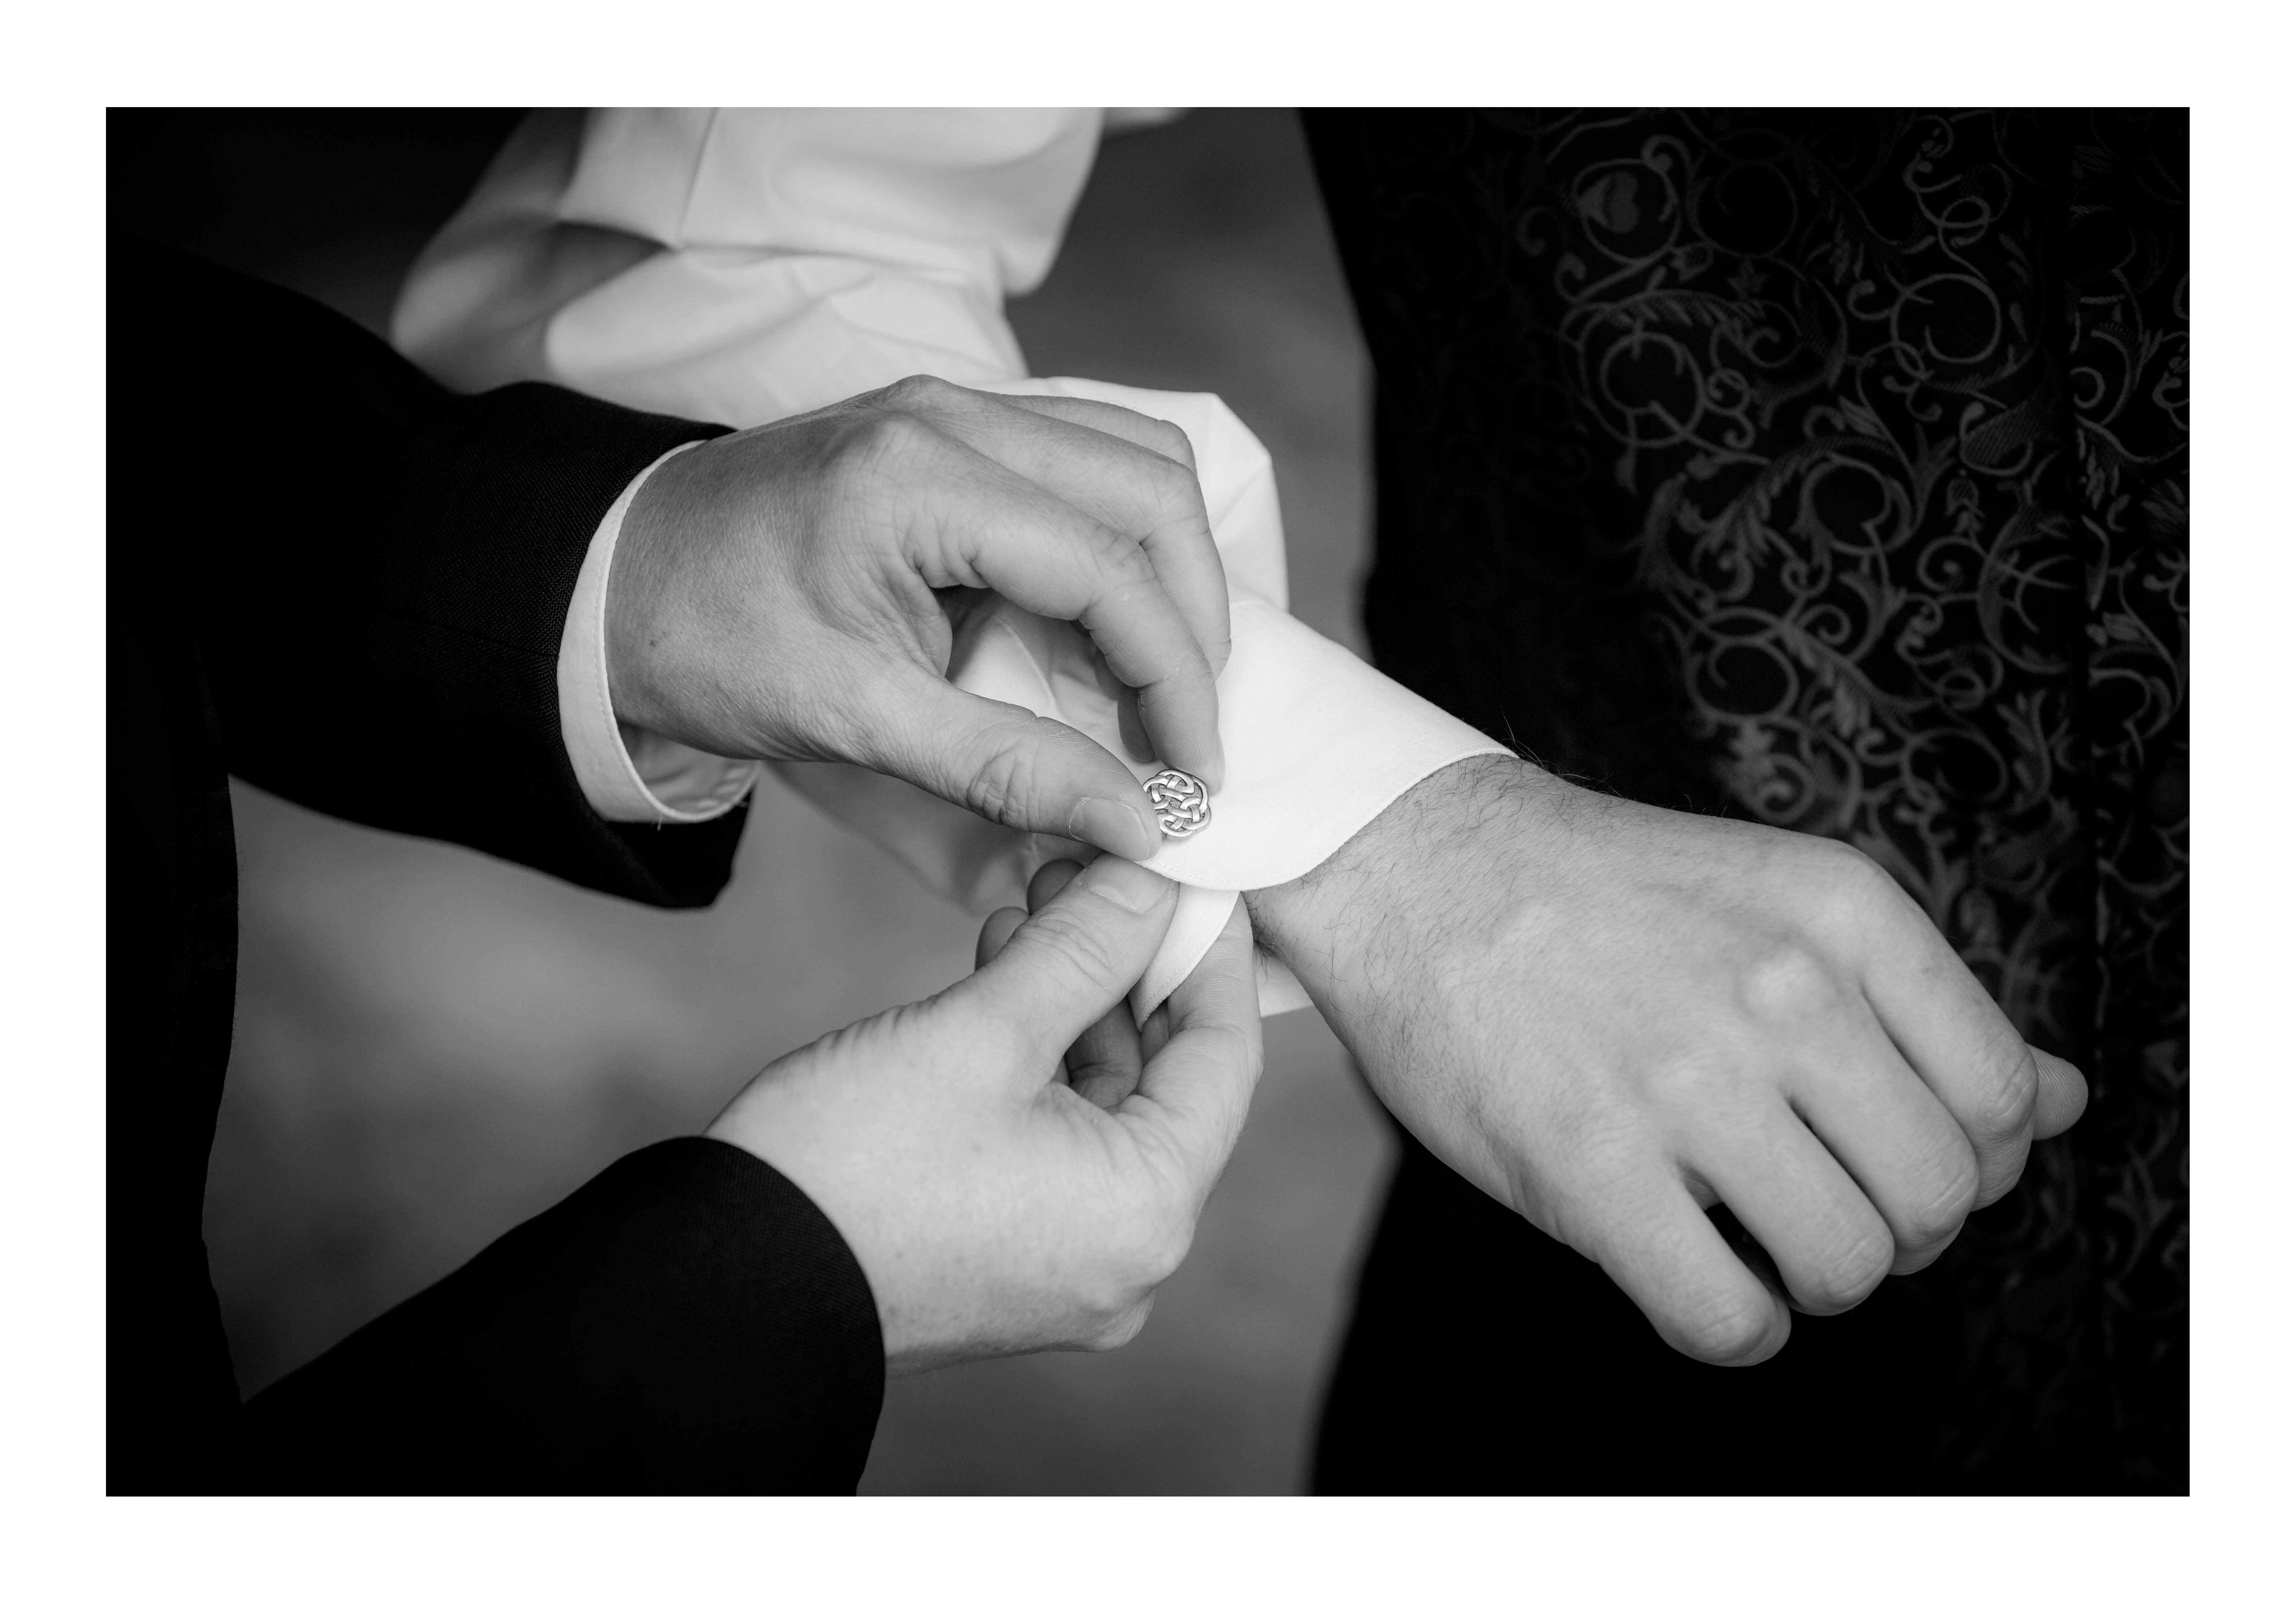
1893, 1218, 1963, 1275
1736, 940, 1846, 1024
1975, 1140, 2032, 1208
1808, 839, 1906, 926
1803, 1222, 1896, 1312
1968, 1037, 2041, 1138
1082, 1300, 1152, 1353
843, 409, 940, 475
1066, 1215, 1170, 1342
1137, 1209, 1194, 1287
1141, 450, 1207, 518
1023, 911, 1127, 994
1815, 837, 1894, 898
1094, 528, 1162, 589
1938, 1031, 2044, 1178
954, 727, 1044, 831
1079, 1192, 1196, 1320
1142, 417, 1196, 471
876, 373, 961, 411
1903, 1142, 1982, 1247
1672, 1290, 1778, 1366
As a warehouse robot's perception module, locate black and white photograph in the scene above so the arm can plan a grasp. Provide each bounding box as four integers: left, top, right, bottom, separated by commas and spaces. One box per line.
15, 1, 2279, 1591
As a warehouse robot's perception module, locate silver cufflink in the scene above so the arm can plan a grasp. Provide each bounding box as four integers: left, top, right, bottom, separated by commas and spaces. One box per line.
1143, 768, 1211, 839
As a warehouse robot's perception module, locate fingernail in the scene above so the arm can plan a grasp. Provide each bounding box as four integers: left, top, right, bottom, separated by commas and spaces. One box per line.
1083, 855, 1174, 914
1069, 796, 1159, 860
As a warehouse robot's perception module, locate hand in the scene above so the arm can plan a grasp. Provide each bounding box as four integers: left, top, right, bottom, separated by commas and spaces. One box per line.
1247, 755, 2087, 1367
608, 375, 1230, 860
706, 854, 1263, 1374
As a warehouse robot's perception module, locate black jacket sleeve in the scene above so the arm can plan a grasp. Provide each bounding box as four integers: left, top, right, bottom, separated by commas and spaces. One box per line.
112, 237, 742, 906
239, 1139, 885, 1492
108, 242, 884, 1492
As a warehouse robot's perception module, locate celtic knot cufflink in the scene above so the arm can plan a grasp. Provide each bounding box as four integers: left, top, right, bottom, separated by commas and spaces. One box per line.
1143, 768, 1211, 839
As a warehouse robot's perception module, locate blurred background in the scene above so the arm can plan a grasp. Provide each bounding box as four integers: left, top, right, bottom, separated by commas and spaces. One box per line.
111, 109, 1397, 1493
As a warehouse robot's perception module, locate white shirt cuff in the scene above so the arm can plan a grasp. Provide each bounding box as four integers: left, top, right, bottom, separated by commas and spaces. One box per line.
1115, 598, 1506, 1021
557, 440, 763, 824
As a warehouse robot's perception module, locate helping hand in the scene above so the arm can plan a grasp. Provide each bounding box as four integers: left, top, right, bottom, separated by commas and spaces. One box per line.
706, 854, 1262, 1374
1250, 755, 2086, 1366
608, 376, 1229, 859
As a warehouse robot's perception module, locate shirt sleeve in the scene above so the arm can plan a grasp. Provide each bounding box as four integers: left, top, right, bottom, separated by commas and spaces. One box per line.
747, 380, 1510, 1023
396, 109, 1508, 1020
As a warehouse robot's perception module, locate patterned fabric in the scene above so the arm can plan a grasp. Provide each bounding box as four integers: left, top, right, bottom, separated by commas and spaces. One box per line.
1307, 109, 2186, 1487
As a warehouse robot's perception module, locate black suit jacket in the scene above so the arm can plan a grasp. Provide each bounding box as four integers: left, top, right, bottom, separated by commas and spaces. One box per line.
109, 241, 885, 1491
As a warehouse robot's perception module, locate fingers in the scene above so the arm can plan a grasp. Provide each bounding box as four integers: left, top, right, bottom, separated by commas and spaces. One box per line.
918, 452, 1223, 787
2032, 1047, 2089, 1140
864, 670, 1164, 859
1027, 859, 1146, 1109
1064, 1007, 1148, 1110
1690, 1101, 1897, 1316
975, 904, 1027, 968
1024, 855, 1085, 906
860, 382, 1225, 788
1586, 1176, 1792, 1367
1846, 860, 2080, 1207
993, 392, 1199, 474
1786, 1019, 1982, 1276
1120, 900, 1264, 1182
962, 854, 1179, 1066
1137, 1003, 1174, 1062
942, 391, 1232, 681
1157, 900, 1261, 1049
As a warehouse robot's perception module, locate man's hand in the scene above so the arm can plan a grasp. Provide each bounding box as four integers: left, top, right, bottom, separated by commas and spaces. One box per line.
609, 375, 1229, 860
1247, 755, 2087, 1367
706, 855, 1262, 1373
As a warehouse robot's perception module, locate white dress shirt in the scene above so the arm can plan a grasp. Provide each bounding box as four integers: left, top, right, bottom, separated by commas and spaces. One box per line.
400, 109, 1507, 1019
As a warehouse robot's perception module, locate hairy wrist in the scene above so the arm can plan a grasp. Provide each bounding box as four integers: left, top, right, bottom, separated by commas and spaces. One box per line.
1244, 753, 1566, 1016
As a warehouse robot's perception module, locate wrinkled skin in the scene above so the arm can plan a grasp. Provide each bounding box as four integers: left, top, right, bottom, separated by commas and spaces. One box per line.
612, 375, 1230, 860
1248, 755, 2086, 1365
709, 855, 1261, 1374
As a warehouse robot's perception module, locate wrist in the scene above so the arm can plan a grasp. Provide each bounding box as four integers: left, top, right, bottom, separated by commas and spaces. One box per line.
605, 439, 715, 742
1244, 753, 1561, 1024
704, 1083, 924, 1374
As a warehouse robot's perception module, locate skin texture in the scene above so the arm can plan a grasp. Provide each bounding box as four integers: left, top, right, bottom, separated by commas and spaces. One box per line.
621, 378, 2079, 1374
610, 376, 1229, 861
707, 855, 1263, 1375
1246, 754, 2087, 1367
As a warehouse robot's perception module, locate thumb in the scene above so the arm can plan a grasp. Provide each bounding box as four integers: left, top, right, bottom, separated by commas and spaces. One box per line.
958, 855, 1178, 1066
1120, 900, 1264, 1181
862, 667, 1164, 861
2031, 1047, 2089, 1141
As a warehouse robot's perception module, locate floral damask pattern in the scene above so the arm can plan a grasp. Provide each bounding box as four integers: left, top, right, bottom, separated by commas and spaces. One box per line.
1307, 109, 2186, 1486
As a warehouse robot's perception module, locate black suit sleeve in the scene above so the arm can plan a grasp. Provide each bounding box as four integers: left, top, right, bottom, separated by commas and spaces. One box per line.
239, 1139, 885, 1492
112, 237, 742, 907
108, 242, 884, 1492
